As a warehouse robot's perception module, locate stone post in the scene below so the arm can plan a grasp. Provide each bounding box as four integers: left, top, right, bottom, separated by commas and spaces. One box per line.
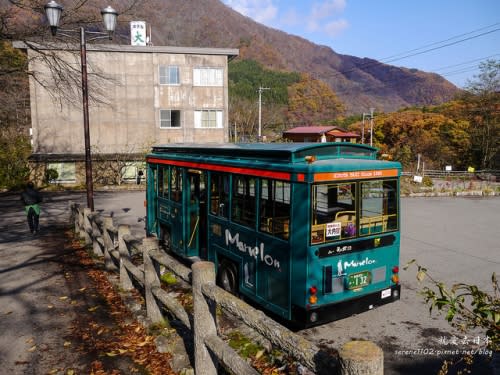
339, 340, 383, 375
192, 261, 218, 375
143, 237, 163, 324
83, 207, 92, 246
118, 224, 133, 290
102, 215, 116, 271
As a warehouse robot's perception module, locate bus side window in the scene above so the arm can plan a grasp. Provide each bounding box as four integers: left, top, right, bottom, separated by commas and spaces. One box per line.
170, 166, 183, 203
232, 175, 256, 228
158, 166, 169, 198
260, 179, 290, 240
210, 173, 229, 218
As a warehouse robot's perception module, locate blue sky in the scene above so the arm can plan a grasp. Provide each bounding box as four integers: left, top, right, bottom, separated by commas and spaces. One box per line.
221, 0, 500, 88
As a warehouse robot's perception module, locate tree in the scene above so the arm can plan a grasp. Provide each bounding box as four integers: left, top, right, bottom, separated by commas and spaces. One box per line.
0, 40, 31, 189
286, 73, 345, 126
0, 0, 146, 189
372, 110, 471, 170
460, 59, 500, 169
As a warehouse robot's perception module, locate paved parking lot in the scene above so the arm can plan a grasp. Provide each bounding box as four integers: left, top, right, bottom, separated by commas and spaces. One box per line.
1, 191, 498, 374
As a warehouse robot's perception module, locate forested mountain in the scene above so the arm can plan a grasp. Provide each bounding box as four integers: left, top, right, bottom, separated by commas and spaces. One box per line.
139, 0, 461, 114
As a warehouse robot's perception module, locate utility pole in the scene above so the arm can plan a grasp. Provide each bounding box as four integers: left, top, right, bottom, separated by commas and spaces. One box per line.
258, 86, 270, 141
362, 113, 369, 144
369, 107, 375, 146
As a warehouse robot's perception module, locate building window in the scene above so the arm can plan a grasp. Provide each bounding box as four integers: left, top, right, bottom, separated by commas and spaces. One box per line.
47, 162, 76, 183
159, 65, 180, 85
193, 67, 223, 86
160, 110, 181, 128
194, 110, 223, 128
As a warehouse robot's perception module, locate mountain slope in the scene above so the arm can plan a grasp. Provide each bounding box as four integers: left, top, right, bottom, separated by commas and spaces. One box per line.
141, 0, 461, 114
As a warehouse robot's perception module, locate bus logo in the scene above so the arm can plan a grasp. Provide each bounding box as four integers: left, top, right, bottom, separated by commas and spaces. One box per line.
225, 229, 281, 269
338, 257, 376, 275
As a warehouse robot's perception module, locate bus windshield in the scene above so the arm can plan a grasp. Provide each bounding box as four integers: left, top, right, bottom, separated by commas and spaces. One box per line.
311, 179, 398, 244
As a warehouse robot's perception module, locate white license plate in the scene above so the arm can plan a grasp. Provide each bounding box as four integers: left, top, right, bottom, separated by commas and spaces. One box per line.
381, 288, 392, 299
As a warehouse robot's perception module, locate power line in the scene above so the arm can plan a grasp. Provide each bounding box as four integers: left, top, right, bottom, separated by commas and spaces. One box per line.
382, 28, 500, 65
377, 22, 500, 63
314, 23, 500, 82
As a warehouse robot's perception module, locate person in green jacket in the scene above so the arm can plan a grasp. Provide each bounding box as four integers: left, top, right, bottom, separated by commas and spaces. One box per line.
21, 182, 43, 235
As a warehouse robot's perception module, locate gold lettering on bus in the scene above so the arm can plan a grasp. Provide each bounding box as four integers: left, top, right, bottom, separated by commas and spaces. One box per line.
314, 169, 398, 182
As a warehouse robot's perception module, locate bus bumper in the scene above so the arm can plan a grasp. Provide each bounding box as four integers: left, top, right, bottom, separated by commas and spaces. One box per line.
292, 284, 401, 328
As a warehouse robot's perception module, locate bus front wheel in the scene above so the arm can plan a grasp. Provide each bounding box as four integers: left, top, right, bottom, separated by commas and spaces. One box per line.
217, 260, 238, 295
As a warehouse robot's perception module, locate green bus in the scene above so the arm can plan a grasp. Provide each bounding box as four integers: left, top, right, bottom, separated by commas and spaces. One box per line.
146, 143, 401, 327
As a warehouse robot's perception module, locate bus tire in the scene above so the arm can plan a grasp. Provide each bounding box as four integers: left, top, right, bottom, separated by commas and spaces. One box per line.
161, 226, 172, 253
217, 260, 238, 295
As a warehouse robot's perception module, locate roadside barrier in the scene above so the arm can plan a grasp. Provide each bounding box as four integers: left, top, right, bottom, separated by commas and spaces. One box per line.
71, 203, 384, 375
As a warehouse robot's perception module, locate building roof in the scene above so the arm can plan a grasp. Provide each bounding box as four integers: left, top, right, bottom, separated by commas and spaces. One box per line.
283, 126, 335, 135
283, 126, 360, 138
328, 129, 360, 138
13, 41, 239, 59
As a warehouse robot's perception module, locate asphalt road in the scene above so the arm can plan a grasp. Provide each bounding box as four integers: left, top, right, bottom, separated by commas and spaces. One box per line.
1, 190, 498, 374
301, 196, 500, 374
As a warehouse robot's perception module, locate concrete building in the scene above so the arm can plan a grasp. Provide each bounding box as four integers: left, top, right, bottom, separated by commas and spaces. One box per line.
13, 42, 238, 185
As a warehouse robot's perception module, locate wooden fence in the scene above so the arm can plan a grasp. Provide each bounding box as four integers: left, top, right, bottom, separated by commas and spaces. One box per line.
71, 204, 384, 375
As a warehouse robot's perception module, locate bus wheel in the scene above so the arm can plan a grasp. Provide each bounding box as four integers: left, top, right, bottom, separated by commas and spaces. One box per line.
161, 227, 172, 252
217, 260, 238, 295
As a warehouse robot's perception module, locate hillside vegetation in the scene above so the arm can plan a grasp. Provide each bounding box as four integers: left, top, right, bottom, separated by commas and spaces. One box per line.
139, 0, 461, 114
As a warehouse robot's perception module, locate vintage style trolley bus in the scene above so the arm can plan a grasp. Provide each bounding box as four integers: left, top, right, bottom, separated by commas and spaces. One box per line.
145, 143, 401, 327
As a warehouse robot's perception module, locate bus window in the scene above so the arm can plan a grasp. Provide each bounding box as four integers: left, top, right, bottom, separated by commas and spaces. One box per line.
158, 166, 169, 198
360, 179, 398, 235
232, 175, 256, 228
210, 173, 229, 218
170, 166, 183, 203
311, 183, 356, 243
260, 179, 290, 240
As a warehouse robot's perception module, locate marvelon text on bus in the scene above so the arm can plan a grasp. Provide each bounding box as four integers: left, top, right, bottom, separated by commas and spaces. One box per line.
145, 143, 401, 327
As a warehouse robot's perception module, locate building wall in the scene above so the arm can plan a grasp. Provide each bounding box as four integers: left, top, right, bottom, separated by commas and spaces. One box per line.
26, 45, 236, 155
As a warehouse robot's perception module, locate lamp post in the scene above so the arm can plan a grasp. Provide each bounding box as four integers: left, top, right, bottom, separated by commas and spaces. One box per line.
44, 1, 118, 211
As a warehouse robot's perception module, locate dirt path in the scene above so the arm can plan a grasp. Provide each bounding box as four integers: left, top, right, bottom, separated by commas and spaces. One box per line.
0, 193, 173, 374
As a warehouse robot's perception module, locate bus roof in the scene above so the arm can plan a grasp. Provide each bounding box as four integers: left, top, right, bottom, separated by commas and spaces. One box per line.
150, 142, 379, 163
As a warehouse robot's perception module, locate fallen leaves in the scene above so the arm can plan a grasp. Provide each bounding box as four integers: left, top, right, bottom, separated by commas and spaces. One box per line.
66, 238, 176, 375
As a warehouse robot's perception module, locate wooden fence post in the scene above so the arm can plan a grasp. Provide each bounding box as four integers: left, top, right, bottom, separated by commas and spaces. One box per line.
339, 340, 383, 375
102, 216, 117, 271
143, 237, 163, 324
118, 224, 133, 290
192, 261, 218, 375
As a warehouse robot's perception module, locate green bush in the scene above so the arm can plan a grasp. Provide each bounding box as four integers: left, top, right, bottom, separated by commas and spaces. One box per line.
422, 176, 434, 187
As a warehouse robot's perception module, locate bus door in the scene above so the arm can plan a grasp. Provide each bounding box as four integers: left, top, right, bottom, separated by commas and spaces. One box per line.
146, 164, 158, 236
187, 170, 207, 258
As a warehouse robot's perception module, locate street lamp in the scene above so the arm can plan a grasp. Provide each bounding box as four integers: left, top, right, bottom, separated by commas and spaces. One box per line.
44, 1, 118, 211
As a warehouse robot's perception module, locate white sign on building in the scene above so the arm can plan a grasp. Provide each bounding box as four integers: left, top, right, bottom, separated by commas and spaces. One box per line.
130, 21, 147, 46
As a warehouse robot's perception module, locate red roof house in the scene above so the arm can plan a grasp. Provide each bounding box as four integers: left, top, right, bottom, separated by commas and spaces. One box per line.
283, 126, 360, 143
